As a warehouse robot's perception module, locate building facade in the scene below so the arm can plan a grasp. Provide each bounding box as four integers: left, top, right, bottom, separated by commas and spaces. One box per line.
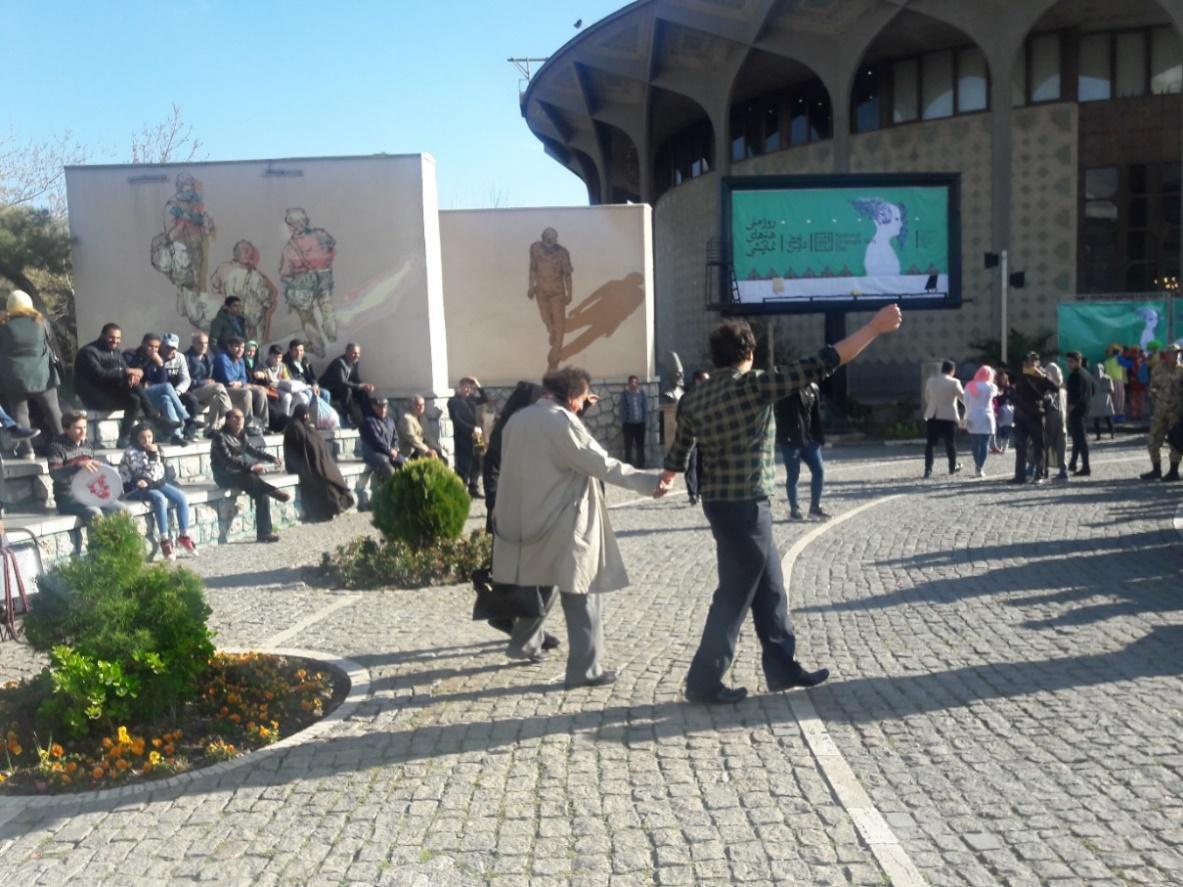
521, 0, 1183, 396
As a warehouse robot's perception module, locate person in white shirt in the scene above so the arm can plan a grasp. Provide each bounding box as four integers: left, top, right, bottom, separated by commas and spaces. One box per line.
923, 360, 965, 478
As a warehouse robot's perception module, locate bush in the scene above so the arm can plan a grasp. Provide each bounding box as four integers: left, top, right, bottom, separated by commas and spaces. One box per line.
24, 512, 214, 736
320, 531, 492, 590
372, 458, 470, 547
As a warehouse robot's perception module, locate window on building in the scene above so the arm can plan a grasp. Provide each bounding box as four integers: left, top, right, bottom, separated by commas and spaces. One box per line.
1116, 31, 1148, 97
1152, 28, 1183, 94
1080, 164, 1182, 294
892, 58, 918, 123
730, 79, 832, 162
958, 47, 989, 112
1030, 33, 1062, 102
1078, 33, 1112, 102
922, 50, 954, 119
853, 67, 882, 133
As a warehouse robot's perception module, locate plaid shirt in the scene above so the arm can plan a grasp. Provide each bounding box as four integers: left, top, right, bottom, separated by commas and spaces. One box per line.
664, 347, 840, 501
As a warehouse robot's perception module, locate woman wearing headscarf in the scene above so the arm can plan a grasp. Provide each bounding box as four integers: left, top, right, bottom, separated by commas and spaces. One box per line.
963, 365, 999, 478
1043, 362, 1069, 481
1091, 362, 1116, 440
282, 403, 353, 521
0, 290, 63, 455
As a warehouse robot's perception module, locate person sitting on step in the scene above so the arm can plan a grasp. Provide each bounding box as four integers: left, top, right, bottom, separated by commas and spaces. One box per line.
210, 408, 289, 543
118, 423, 198, 561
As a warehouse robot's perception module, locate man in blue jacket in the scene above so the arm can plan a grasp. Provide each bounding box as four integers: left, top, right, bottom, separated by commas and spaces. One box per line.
213, 337, 268, 433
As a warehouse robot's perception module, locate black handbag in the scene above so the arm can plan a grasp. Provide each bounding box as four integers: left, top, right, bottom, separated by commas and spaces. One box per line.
470, 566, 549, 620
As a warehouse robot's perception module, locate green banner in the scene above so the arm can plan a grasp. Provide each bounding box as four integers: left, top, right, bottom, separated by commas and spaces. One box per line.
1057, 300, 1168, 366
731, 185, 950, 303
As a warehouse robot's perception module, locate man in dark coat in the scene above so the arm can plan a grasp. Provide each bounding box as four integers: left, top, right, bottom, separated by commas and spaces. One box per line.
210, 409, 288, 542
74, 323, 169, 449
1009, 352, 1061, 485
1066, 351, 1095, 476
448, 376, 488, 497
319, 343, 375, 428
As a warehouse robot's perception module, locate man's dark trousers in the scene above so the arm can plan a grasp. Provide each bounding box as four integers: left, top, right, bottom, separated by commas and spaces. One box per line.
622, 422, 645, 467
1068, 413, 1090, 470
924, 418, 957, 473
454, 438, 478, 492
686, 498, 798, 695
1012, 415, 1044, 480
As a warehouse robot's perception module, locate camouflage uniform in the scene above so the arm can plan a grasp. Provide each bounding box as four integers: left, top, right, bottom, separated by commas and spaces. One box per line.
1146, 360, 1183, 466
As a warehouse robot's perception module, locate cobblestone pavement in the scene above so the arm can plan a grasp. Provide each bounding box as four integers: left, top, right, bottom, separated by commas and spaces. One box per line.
0, 438, 1180, 886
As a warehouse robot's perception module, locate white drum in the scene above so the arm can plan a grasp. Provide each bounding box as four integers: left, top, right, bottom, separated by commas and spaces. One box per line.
69, 461, 124, 508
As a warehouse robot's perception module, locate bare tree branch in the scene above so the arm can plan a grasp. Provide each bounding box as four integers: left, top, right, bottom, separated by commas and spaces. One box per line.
129, 104, 203, 165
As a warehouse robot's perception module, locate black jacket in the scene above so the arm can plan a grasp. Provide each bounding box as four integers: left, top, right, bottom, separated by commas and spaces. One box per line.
1066, 367, 1096, 418
447, 388, 488, 438
211, 428, 276, 486
319, 356, 364, 394
186, 348, 214, 386
1012, 370, 1060, 424
774, 383, 824, 448
74, 339, 130, 406
282, 353, 317, 387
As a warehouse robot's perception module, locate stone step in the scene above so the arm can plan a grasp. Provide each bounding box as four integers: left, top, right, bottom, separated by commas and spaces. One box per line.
2, 460, 377, 575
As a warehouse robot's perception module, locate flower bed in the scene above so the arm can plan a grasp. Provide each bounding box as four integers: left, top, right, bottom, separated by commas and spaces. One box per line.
0, 651, 347, 794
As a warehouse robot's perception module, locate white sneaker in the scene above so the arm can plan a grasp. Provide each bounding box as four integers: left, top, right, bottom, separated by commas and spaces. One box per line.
979, 467, 987, 478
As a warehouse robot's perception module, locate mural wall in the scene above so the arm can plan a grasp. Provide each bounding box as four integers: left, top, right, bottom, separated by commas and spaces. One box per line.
439, 205, 654, 385
65, 155, 449, 396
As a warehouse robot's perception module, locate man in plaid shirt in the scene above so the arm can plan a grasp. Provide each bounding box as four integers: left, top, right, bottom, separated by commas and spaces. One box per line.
657, 304, 902, 704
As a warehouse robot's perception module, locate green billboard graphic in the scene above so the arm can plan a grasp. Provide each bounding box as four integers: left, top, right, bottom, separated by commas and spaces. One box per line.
1057, 300, 1168, 366
731, 185, 951, 303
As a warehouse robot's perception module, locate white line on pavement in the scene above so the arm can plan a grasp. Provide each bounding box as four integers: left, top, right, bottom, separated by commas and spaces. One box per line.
263, 594, 362, 648
781, 494, 929, 887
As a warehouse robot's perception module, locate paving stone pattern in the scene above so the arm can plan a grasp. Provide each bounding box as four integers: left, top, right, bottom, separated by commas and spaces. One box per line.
0, 439, 1178, 885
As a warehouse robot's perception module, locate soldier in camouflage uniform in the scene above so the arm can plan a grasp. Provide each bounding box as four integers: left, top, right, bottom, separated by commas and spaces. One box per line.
1141, 343, 1183, 480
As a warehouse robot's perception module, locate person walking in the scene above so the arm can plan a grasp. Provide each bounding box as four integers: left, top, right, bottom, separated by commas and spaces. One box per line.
1141, 343, 1183, 480
0, 290, 63, 455
1010, 353, 1059, 485
659, 305, 902, 705
492, 367, 659, 688
922, 360, 964, 478
1044, 363, 1069, 481
1066, 351, 1095, 476
1091, 362, 1116, 441
963, 366, 998, 478
774, 381, 827, 519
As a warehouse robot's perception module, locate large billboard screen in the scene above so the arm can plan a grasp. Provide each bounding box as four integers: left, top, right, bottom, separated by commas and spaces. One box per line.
720, 174, 961, 314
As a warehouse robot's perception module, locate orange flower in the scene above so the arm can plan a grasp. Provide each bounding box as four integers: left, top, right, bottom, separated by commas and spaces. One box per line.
50, 743, 64, 758
229, 714, 241, 724
151, 738, 162, 749
115, 758, 130, 772
102, 737, 113, 750
131, 740, 145, 757
65, 761, 78, 773
92, 766, 104, 779
6, 741, 21, 756
163, 744, 174, 755
60, 775, 71, 785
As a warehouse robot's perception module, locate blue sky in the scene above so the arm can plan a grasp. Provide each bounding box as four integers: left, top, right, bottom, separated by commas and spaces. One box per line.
6, 0, 627, 209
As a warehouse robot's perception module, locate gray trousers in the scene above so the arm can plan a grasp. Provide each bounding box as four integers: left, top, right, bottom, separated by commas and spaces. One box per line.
508, 590, 604, 683
7, 389, 63, 446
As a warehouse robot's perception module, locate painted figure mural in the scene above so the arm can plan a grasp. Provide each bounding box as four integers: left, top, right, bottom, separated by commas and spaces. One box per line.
210, 239, 279, 342
150, 173, 217, 329
279, 207, 338, 357
527, 227, 573, 371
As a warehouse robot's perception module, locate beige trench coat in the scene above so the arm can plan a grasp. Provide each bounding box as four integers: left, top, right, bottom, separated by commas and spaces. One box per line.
491, 400, 659, 595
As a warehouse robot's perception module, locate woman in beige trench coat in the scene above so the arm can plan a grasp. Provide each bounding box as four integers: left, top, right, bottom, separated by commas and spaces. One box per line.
492, 367, 662, 688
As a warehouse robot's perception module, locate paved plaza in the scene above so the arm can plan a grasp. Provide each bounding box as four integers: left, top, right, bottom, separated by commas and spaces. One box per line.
0, 438, 1180, 886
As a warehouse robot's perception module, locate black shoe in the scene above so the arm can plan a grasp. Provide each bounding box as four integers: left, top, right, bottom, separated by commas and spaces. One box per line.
469, 489, 484, 499
923, 470, 932, 479
789, 508, 805, 521
169, 435, 188, 447
269, 488, 292, 502
1141, 466, 1163, 480
768, 665, 830, 691
156, 417, 184, 431
1163, 466, 1181, 482
257, 533, 280, 543
685, 685, 748, 705
950, 463, 962, 474
565, 670, 616, 690
808, 507, 831, 522
4, 425, 38, 440
1073, 468, 1091, 476
687, 494, 699, 506
541, 632, 561, 651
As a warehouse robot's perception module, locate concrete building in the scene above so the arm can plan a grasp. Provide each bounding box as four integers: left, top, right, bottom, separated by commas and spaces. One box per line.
521, 0, 1183, 396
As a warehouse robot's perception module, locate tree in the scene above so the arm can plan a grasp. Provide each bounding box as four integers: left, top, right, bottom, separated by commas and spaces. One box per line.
0, 205, 73, 357
129, 104, 203, 165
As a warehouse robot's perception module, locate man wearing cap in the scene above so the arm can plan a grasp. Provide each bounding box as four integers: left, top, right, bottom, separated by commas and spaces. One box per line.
1010, 352, 1060, 485
1142, 343, 1183, 480
359, 398, 405, 482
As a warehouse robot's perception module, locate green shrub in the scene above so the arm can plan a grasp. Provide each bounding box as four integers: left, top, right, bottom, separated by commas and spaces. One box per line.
321, 531, 492, 590
25, 511, 214, 735
372, 458, 470, 547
